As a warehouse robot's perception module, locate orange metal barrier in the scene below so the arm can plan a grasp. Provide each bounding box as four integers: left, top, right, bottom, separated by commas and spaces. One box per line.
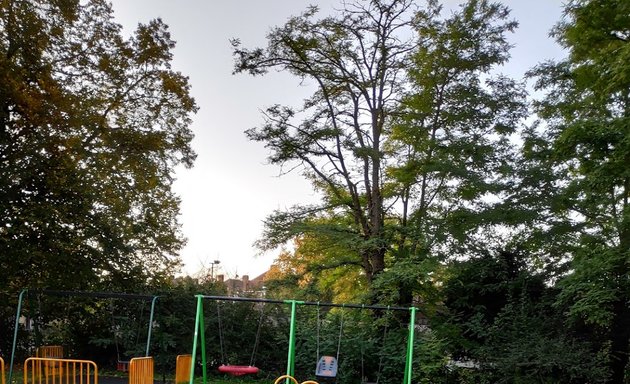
174, 355, 191, 384
24, 357, 97, 384
36, 346, 64, 359
1, 356, 5, 384
128, 357, 153, 384
34, 346, 64, 378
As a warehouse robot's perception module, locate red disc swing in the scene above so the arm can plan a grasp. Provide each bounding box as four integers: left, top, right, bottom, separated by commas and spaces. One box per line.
218, 365, 259, 376
215, 301, 264, 376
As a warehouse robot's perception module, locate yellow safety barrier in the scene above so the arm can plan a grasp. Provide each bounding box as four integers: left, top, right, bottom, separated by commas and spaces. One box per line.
128, 357, 153, 384
36, 346, 64, 359
35, 346, 64, 378
273, 375, 319, 384
1, 356, 5, 384
24, 357, 97, 384
174, 355, 191, 384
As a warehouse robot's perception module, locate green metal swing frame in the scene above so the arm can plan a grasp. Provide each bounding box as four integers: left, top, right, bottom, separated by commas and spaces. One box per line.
189, 295, 418, 384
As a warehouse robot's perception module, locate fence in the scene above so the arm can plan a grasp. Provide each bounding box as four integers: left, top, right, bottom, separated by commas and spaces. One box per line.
174, 355, 191, 384
129, 357, 153, 384
24, 357, 97, 384
35, 347, 64, 360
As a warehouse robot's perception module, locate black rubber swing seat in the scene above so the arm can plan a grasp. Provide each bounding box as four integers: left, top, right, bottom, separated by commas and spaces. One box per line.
315, 355, 338, 378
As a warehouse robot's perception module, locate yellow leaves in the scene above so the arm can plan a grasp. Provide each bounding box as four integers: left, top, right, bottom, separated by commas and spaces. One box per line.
266, 235, 366, 302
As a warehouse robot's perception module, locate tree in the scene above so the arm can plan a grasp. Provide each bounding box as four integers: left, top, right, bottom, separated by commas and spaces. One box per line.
264, 234, 368, 303
380, 0, 526, 305
234, 0, 526, 305
522, 0, 630, 382
0, 0, 196, 293
441, 250, 607, 383
234, 0, 417, 294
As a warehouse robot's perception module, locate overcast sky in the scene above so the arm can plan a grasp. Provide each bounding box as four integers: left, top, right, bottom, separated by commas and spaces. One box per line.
109, 0, 566, 279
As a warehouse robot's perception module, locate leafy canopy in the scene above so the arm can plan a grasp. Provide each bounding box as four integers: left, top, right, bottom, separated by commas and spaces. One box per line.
0, 0, 197, 293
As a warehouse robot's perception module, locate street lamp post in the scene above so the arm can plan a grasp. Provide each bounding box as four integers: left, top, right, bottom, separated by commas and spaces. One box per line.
210, 260, 220, 281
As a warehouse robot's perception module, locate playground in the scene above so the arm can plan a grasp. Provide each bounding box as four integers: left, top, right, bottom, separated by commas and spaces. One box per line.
1, 289, 422, 384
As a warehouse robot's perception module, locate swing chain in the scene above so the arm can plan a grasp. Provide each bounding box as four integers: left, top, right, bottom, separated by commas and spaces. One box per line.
315, 304, 344, 360
249, 303, 265, 367
336, 307, 344, 362
375, 316, 390, 384
315, 304, 321, 361
216, 301, 226, 364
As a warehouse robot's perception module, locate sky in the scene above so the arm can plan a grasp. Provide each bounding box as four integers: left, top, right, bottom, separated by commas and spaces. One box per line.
109, 0, 566, 279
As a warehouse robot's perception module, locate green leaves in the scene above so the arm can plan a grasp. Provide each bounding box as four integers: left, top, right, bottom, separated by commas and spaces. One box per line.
522, 1, 630, 381
0, 0, 196, 294
241, 0, 528, 309
235, 0, 419, 290
389, 0, 526, 264
557, 244, 626, 327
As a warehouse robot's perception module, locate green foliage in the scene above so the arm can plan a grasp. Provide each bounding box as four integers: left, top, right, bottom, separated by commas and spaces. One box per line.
371, 254, 442, 311
0, 0, 196, 356
440, 250, 609, 383
482, 302, 609, 384
389, 0, 526, 262
557, 244, 626, 327
238, 0, 526, 309
263, 232, 367, 304
522, 0, 630, 382
235, 0, 420, 290
413, 330, 450, 384
0, 0, 197, 294
442, 251, 546, 350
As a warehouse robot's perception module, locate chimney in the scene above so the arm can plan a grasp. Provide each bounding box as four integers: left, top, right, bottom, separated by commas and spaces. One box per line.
242, 275, 249, 291
217, 274, 224, 283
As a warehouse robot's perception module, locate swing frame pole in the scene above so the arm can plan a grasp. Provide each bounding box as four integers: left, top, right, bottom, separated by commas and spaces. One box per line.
8, 289, 27, 384
403, 307, 417, 384
9, 289, 158, 384
146, 296, 159, 357
284, 299, 302, 379
190, 295, 207, 384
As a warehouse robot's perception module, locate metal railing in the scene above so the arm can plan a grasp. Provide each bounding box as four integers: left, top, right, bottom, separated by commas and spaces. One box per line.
174, 355, 191, 384
24, 358, 97, 384
129, 357, 153, 384
1, 356, 5, 384
35, 347, 64, 360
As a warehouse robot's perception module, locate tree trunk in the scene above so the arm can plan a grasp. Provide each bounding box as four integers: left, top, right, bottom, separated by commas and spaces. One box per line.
609, 198, 630, 384
607, 297, 629, 384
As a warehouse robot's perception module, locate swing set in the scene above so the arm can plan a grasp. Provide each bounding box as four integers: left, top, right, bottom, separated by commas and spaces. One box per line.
214, 300, 264, 376
110, 298, 152, 372
189, 295, 418, 384
7, 289, 158, 384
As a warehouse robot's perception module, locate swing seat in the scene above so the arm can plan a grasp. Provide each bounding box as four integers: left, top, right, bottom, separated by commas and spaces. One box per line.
315, 356, 338, 379
117, 360, 130, 372
218, 364, 259, 376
